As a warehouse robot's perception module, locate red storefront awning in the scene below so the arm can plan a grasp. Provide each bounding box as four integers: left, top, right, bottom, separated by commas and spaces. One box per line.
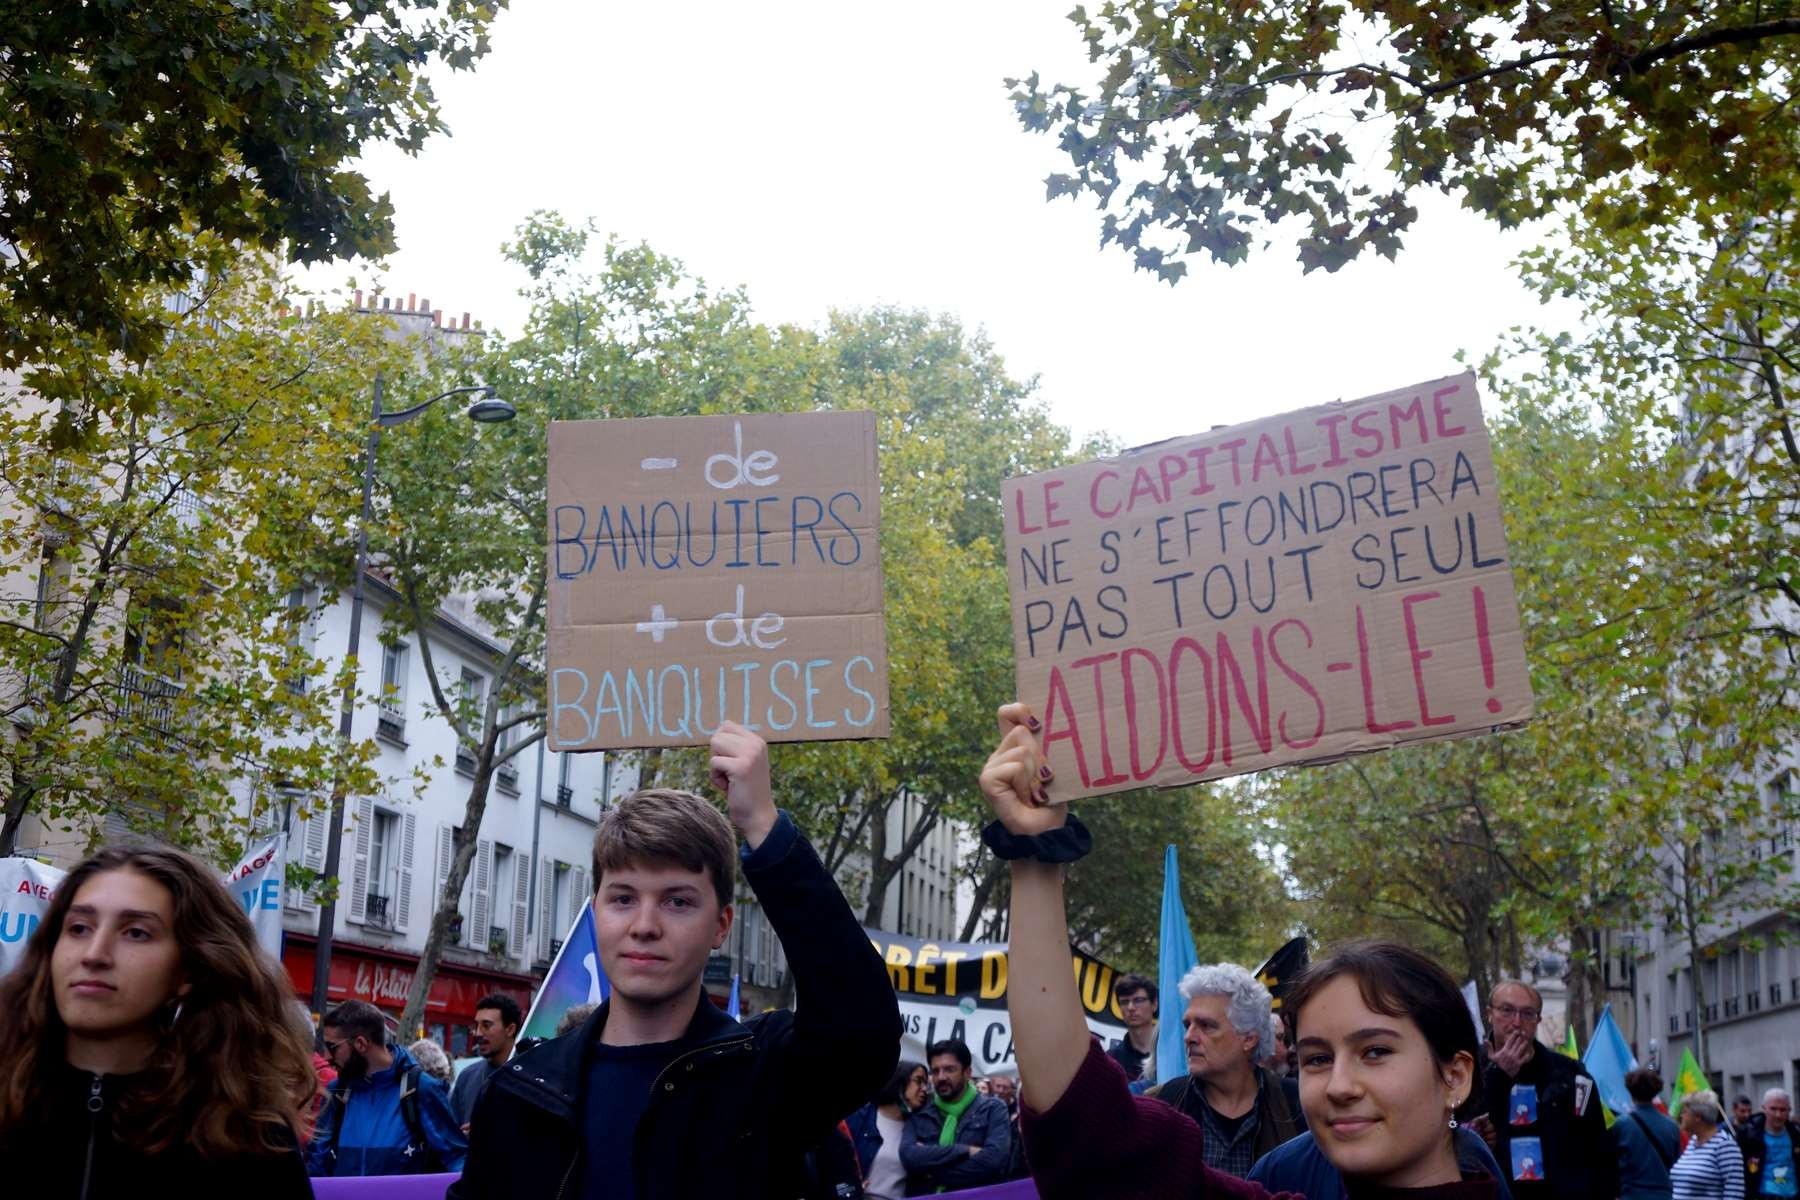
284, 934, 534, 1025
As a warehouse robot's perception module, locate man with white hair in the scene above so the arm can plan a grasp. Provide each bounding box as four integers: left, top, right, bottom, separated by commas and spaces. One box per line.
1737, 1086, 1794, 1198
1145, 962, 1305, 1178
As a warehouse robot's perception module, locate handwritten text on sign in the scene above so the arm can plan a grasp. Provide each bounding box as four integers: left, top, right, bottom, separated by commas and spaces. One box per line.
547, 411, 890, 750
1003, 372, 1533, 801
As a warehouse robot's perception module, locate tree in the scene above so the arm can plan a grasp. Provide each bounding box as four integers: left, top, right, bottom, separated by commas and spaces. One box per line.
1, 0, 505, 442
0, 241, 392, 864
1009, 3, 1800, 280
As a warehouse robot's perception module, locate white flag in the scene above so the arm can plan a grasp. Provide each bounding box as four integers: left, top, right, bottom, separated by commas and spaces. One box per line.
0, 857, 67, 980
223, 834, 286, 960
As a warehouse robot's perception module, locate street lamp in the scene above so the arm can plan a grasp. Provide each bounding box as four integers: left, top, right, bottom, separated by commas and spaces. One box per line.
309, 375, 516, 1027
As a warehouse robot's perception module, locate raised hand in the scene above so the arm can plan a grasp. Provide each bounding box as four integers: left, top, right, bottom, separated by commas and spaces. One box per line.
710, 721, 776, 849
978, 703, 1065, 838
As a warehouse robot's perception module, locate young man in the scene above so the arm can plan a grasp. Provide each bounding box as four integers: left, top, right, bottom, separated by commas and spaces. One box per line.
449, 993, 521, 1131
1145, 963, 1305, 1178
900, 1038, 1015, 1195
1738, 1087, 1794, 1198
1106, 971, 1159, 1087
306, 1000, 468, 1176
449, 722, 899, 1200
1477, 980, 1616, 1199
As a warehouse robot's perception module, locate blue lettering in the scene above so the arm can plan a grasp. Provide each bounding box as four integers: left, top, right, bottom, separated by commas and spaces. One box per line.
260, 879, 281, 910
550, 669, 598, 744
826, 492, 864, 565
656, 665, 692, 738
552, 505, 590, 579
767, 660, 799, 731
843, 656, 878, 727
0, 912, 38, 943
803, 658, 837, 728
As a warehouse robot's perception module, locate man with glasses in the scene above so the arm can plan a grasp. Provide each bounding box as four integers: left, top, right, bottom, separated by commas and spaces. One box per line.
1106, 972, 1159, 1088
1474, 981, 1615, 1199
308, 1000, 468, 1177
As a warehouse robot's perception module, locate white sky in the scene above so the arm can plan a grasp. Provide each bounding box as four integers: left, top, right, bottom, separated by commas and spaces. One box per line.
300, 1, 1564, 449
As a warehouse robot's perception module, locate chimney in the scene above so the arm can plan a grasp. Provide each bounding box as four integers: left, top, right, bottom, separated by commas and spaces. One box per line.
461, 312, 471, 330
381, 297, 391, 310
353, 289, 363, 310
420, 297, 430, 314
433, 309, 443, 327
407, 292, 417, 312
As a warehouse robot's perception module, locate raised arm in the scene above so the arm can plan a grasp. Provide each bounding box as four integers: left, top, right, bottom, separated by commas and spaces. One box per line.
977, 703, 1094, 1113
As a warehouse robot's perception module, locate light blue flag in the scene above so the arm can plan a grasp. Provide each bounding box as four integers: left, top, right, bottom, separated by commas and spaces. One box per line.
1156, 843, 1200, 1086
727, 973, 742, 1020
521, 900, 608, 1040
1581, 1002, 1638, 1116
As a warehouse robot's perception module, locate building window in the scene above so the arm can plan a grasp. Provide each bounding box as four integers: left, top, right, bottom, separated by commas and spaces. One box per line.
377, 642, 407, 742
491, 846, 514, 955
368, 809, 399, 928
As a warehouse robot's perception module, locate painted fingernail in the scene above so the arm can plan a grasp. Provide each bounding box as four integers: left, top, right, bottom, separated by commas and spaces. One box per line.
1034, 787, 1049, 805
1038, 765, 1053, 782
1026, 715, 1041, 732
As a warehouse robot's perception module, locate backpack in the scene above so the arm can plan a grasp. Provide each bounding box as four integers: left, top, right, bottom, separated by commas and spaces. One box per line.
320, 1065, 443, 1173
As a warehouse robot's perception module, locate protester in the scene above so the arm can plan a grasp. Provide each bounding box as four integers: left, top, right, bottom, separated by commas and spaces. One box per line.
1737, 1098, 1757, 1129
554, 1000, 599, 1037
450, 992, 520, 1130
1615, 1068, 1682, 1200
988, 1071, 1029, 1181
847, 1060, 929, 1200
978, 702, 1499, 1198
1671, 1091, 1746, 1200
448, 722, 900, 1199
1248, 1120, 1514, 1199
1108, 971, 1160, 1087
1736, 1087, 1793, 1199
306, 999, 467, 1176
899, 1037, 1015, 1195
1477, 979, 1615, 1198
1146, 962, 1305, 1177
410, 1038, 454, 1087
0, 844, 315, 1196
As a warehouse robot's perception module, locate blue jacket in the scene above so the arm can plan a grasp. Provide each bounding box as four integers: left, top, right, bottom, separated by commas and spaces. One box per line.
1614, 1102, 1680, 1199
846, 1102, 885, 1177
1248, 1126, 1515, 1199
305, 1044, 469, 1177
899, 1089, 1013, 1195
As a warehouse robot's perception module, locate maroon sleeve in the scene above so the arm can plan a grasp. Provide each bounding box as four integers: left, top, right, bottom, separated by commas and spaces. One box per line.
1018, 1038, 1295, 1200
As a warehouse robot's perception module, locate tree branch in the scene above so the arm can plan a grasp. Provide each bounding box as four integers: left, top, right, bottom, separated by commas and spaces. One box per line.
1623, 18, 1800, 74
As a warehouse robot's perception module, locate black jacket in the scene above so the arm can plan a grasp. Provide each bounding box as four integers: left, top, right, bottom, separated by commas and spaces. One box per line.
1478, 1041, 1618, 1200
898, 1089, 1015, 1195
0, 1061, 311, 1200
1737, 1112, 1796, 1197
447, 813, 901, 1200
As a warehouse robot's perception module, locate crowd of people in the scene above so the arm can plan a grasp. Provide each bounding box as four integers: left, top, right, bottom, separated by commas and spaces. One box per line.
0, 711, 1792, 1200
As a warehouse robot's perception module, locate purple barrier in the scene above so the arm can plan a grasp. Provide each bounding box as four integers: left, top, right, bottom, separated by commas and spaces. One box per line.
311, 1175, 458, 1200
309, 1172, 1039, 1199
942, 1181, 1040, 1200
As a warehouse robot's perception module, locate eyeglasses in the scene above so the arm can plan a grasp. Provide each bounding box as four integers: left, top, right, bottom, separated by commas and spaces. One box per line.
322, 1037, 352, 1055
1490, 1003, 1541, 1022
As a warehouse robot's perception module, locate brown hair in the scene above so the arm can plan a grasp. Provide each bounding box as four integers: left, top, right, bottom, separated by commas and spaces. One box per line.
592, 788, 736, 908
0, 844, 316, 1158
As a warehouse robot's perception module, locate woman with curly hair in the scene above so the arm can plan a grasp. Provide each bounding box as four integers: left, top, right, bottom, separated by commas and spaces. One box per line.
0, 844, 315, 1196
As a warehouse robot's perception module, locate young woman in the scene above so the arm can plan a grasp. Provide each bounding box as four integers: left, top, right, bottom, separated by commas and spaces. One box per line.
980, 703, 1496, 1199
0, 845, 316, 1196
1670, 1092, 1746, 1200
846, 1059, 930, 1200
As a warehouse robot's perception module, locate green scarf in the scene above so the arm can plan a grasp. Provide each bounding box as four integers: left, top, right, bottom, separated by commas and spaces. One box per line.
933, 1083, 979, 1146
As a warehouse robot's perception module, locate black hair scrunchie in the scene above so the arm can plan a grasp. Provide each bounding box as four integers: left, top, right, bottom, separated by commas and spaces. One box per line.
980, 812, 1092, 863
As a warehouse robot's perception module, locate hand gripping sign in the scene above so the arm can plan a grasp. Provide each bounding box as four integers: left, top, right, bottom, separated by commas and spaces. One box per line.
1003, 372, 1533, 801
547, 411, 890, 750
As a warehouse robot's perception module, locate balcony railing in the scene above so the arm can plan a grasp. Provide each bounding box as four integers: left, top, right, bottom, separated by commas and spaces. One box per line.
366, 894, 393, 930
488, 925, 509, 956
549, 938, 563, 960
1772, 982, 1784, 1006
1669, 1014, 1680, 1033
556, 784, 574, 808
377, 703, 406, 744
118, 664, 183, 735
455, 746, 477, 776
496, 763, 520, 794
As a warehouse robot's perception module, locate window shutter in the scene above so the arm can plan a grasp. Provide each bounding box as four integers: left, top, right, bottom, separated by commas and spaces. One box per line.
470, 838, 493, 949
570, 866, 588, 932
347, 796, 373, 924
539, 857, 556, 960
434, 823, 453, 898
395, 811, 417, 931
508, 849, 531, 960
287, 807, 327, 915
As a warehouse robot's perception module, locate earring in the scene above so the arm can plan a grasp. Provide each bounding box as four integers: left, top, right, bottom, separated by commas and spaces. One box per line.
1448, 1106, 1458, 1130
166, 999, 184, 1030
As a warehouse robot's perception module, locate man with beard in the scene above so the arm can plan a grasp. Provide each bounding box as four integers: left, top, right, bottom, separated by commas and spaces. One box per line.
900, 1038, 1014, 1194
451, 994, 521, 1132
307, 1000, 468, 1176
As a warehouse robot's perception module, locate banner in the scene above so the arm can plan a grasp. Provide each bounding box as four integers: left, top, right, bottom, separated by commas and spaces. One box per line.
521, 900, 607, 1040
867, 928, 1127, 1077
547, 410, 890, 751
223, 833, 286, 960
0, 856, 65, 979
1002, 372, 1533, 800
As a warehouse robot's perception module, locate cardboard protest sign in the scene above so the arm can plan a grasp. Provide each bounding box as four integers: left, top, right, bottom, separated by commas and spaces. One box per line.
867, 929, 1127, 1077
1003, 371, 1532, 801
0, 857, 65, 979
548, 411, 888, 750
223, 834, 285, 961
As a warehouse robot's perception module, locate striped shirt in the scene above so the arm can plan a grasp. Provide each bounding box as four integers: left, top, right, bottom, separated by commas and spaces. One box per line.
1671, 1130, 1746, 1200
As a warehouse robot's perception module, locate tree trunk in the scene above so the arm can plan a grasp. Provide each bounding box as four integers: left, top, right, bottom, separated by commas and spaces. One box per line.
959, 854, 1005, 942
399, 766, 495, 1037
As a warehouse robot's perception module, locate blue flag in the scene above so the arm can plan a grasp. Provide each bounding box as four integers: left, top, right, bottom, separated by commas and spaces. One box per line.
1582, 1003, 1637, 1116
1157, 844, 1200, 1086
727, 973, 742, 1020
521, 900, 608, 1040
